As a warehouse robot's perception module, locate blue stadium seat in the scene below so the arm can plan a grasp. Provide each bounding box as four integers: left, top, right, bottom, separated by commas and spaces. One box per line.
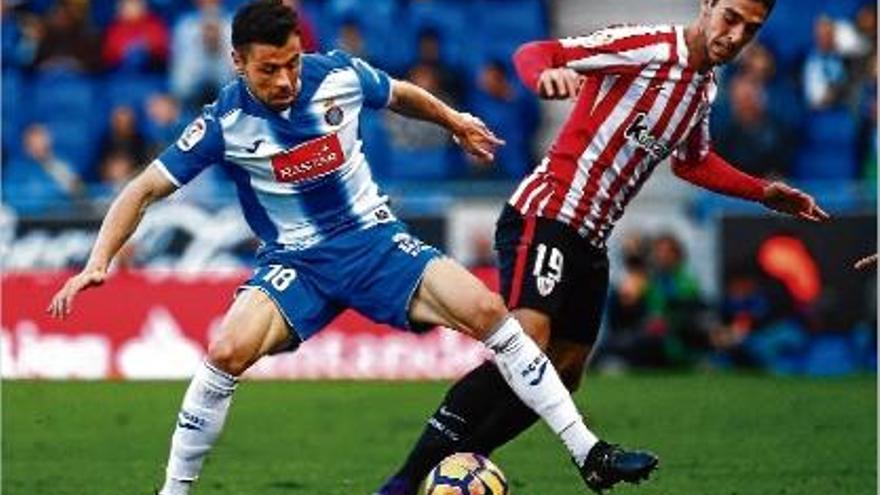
43, 120, 99, 178
30, 71, 95, 123
102, 74, 167, 112
802, 334, 857, 376
2, 70, 23, 158
793, 109, 858, 180
386, 147, 457, 181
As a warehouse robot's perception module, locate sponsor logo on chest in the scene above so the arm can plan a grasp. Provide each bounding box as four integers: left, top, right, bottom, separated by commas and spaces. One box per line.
624, 113, 672, 160
270, 133, 345, 183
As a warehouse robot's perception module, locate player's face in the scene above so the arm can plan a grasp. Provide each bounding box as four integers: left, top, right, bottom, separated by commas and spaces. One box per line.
700, 0, 768, 65
234, 34, 303, 111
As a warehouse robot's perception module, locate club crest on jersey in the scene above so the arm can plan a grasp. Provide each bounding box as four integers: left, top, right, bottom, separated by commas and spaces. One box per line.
624, 113, 671, 160
324, 104, 344, 126
271, 133, 345, 183
536, 276, 557, 297
177, 117, 206, 152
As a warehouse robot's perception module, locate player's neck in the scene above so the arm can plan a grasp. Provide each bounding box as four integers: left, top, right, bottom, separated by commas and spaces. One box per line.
683, 23, 713, 73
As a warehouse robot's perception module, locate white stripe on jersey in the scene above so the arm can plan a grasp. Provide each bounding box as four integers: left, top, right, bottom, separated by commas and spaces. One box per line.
566, 45, 669, 73
582, 64, 691, 228
555, 63, 659, 225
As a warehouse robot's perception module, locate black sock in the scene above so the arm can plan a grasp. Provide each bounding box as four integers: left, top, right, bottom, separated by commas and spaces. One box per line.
463, 392, 539, 457
391, 361, 513, 486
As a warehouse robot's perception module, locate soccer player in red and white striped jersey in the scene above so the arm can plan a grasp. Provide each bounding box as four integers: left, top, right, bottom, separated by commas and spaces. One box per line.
377, 1, 828, 493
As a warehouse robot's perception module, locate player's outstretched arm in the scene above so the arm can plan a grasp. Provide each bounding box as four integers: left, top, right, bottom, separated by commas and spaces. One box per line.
387, 79, 505, 164
47, 164, 177, 318
672, 151, 830, 222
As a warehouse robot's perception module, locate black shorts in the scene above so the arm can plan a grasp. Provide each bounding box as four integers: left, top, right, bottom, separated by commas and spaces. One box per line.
495, 205, 609, 346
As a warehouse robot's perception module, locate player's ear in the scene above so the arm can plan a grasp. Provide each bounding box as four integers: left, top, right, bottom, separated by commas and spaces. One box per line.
232, 48, 246, 75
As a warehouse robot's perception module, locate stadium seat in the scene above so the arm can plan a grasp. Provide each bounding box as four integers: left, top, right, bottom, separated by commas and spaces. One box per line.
802, 334, 857, 376
102, 74, 167, 113
43, 120, 99, 178
2, 70, 23, 158
793, 109, 858, 180
30, 70, 95, 123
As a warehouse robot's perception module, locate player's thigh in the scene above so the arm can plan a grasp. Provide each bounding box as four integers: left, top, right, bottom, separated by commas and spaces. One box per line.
208, 288, 292, 375
408, 257, 507, 339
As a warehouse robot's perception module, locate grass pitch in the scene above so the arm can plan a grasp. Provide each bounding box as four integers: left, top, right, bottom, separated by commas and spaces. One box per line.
3, 374, 876, 494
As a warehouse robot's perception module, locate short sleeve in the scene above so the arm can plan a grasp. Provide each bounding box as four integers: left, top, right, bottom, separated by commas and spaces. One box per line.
331, 50, 392, 109
153, 112, 224, 187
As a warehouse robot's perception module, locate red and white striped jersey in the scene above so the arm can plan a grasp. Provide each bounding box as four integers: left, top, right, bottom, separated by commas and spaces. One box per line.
510, 24, 717, 248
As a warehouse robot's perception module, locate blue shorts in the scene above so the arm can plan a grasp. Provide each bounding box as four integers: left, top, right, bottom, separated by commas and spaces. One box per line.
239, 221, 443, 348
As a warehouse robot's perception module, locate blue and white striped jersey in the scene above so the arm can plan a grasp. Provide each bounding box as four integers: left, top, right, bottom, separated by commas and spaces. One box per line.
154, 50, 394, 251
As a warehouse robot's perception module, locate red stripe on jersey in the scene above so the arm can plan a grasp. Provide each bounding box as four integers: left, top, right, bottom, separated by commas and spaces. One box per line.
513, 74, 601, 214
599, 77, 709, 232
561, 31, 676, 65
527, 181, 554, 216
568, 62, 676, 229
590, 68, 696, 233
542, 73, 638, 219
507, 214, 538, 308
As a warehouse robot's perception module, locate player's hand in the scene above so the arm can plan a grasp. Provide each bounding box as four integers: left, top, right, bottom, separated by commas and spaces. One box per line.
760, 181, 830, 222
451, 112, 505, 164
46, 266, 108, 319
854, 253, 878, 270
537, 68, 584, 100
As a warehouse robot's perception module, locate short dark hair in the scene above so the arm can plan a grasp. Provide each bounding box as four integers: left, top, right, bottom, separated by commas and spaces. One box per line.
710, 0, 775, 11
232, 0, 299, 50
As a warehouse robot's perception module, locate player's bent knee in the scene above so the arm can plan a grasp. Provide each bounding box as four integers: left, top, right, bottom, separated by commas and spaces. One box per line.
207, 337, 249, 377
470, 291, 508, 337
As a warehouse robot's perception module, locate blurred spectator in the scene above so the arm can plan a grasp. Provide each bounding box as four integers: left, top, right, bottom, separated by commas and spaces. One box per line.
334, 17, 368, 60
170, 0, 234, 112
96, 150, 139, 200
281, 0, 319, 52
31, 0, 101, 73
734, 42, 804, 129
102, 0, 170, 73
644, 233, 710, 366
99, 105, 149, 169
834, 4, 876, 59
413, 27, 463, 103
2, 3, 32, 69
383, 63, 457, 179
466, 59, 536, 179
3, 124, 87, 215
714, 74, 791, 177
711, 266, 773, 366
144, 93, 184, 155
803, 15, 848, 110
602, 234, 658, 368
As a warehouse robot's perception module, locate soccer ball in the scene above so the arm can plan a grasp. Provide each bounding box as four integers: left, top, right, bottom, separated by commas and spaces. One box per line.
424, 452, 509, 495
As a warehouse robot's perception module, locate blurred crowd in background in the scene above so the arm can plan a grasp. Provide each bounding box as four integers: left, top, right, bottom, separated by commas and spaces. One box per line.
3, 0, 875, 214
1, 0, 876, 375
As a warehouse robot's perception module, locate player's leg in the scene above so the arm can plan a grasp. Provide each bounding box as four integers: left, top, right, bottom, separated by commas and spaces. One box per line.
465, 333, 591, 455
159, 289, 293, 495
407, 258, 602, 477
377, 308, 553, 494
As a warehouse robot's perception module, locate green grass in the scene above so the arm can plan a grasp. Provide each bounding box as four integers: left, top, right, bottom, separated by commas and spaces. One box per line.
2, 374, 876, 494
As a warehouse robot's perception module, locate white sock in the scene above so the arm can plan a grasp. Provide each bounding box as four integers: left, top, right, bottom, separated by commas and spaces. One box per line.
484, 316, 599, 465
159, 361, 238, 495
